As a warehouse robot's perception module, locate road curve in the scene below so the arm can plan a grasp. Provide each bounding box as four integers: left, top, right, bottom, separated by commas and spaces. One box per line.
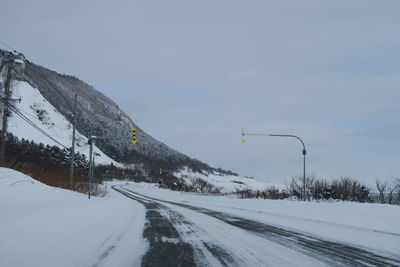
113, 185, 400, 267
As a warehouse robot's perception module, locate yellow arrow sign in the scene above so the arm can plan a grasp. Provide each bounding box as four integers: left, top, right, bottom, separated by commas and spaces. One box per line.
131, 127, 137, 144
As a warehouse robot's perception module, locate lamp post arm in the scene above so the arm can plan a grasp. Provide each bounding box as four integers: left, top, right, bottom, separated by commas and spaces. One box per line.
269, 134, 306, 154
242, 132, 306, 153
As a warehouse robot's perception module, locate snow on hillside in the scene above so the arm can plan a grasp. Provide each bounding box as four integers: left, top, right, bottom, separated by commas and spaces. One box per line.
8, 81, 275, 190
8, 81, 119, 166
0, 168, 146, 267
175, 167, 284, 193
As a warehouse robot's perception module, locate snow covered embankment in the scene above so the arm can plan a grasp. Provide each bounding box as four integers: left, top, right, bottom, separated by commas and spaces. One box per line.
0, 168, 146, 267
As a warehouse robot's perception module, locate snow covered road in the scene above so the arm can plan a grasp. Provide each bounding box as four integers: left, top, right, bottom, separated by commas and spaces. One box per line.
114, 185, 400, 267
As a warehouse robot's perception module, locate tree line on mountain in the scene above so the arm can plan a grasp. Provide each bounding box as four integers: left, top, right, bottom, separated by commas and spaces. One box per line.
2, 131, 234, 195
3, 132, 88, 189
3, 132, 160, 190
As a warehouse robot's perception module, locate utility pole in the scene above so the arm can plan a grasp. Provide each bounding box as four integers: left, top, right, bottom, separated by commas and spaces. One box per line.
69, 93, 77, 189
86, 130, 138, 199
0, 51, 25, 166
0, 65, 13, 166
87, 136, 95, 199
91, 152, 99, 184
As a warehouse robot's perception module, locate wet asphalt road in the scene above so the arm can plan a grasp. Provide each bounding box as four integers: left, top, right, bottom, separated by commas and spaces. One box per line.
113, 186, 400, 267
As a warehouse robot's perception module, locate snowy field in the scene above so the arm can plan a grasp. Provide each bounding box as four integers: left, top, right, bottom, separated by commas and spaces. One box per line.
1, 168, 400, 266
0, 168, 146, 267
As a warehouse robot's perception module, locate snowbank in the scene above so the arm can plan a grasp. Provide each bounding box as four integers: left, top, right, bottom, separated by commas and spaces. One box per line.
0, 168, 146, 267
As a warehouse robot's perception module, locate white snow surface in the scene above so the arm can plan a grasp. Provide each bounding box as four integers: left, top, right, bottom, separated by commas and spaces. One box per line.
124, 182, 400, 257
2, 167, 399, 266
8, 81, 119, 166
175, 167, 284, 193
0, 168, 147, 267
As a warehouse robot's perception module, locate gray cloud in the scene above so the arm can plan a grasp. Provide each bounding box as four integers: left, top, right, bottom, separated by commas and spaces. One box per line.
351, 123, 400, 139
1, 0, 400, 186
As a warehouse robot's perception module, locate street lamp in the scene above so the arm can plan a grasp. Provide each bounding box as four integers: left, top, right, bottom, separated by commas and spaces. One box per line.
242, 128, 307, 201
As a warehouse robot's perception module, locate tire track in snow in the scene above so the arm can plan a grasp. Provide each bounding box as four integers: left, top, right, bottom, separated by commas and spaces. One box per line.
119, 186, 400, 267
113, 186, 241, 267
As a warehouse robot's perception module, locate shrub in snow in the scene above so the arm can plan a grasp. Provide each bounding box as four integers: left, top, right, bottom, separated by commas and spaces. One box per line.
286, 176, 371, 203
188, 178, 222, 194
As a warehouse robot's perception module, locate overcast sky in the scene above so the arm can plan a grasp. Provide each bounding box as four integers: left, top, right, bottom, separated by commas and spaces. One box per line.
1, 0, 400, 186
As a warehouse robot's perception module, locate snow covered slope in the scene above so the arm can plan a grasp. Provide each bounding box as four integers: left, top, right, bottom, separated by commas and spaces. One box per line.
0, 168, 146, 267
7, 81, 272, 191
8, 81, 118, 165
175, 167, 284, 193
12, 57, 212, 171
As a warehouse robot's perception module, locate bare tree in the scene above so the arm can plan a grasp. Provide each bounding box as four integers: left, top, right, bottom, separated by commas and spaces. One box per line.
376, 180, 387, 204
340, 177, 353, 201
392, 177, 400, 204
308, 175, 328, 201
387, 186, 395, 204
285, 176, 303, 199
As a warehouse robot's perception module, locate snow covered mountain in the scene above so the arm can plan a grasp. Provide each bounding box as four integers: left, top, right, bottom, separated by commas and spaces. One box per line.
1, 49, 234, 176
8, 81, 277, 192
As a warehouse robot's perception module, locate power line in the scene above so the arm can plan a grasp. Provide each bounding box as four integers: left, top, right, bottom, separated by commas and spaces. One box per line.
10, 105, 68, 149
0, 40, 18, 53
8, 104, 69, 149
16, 106, 69, 131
